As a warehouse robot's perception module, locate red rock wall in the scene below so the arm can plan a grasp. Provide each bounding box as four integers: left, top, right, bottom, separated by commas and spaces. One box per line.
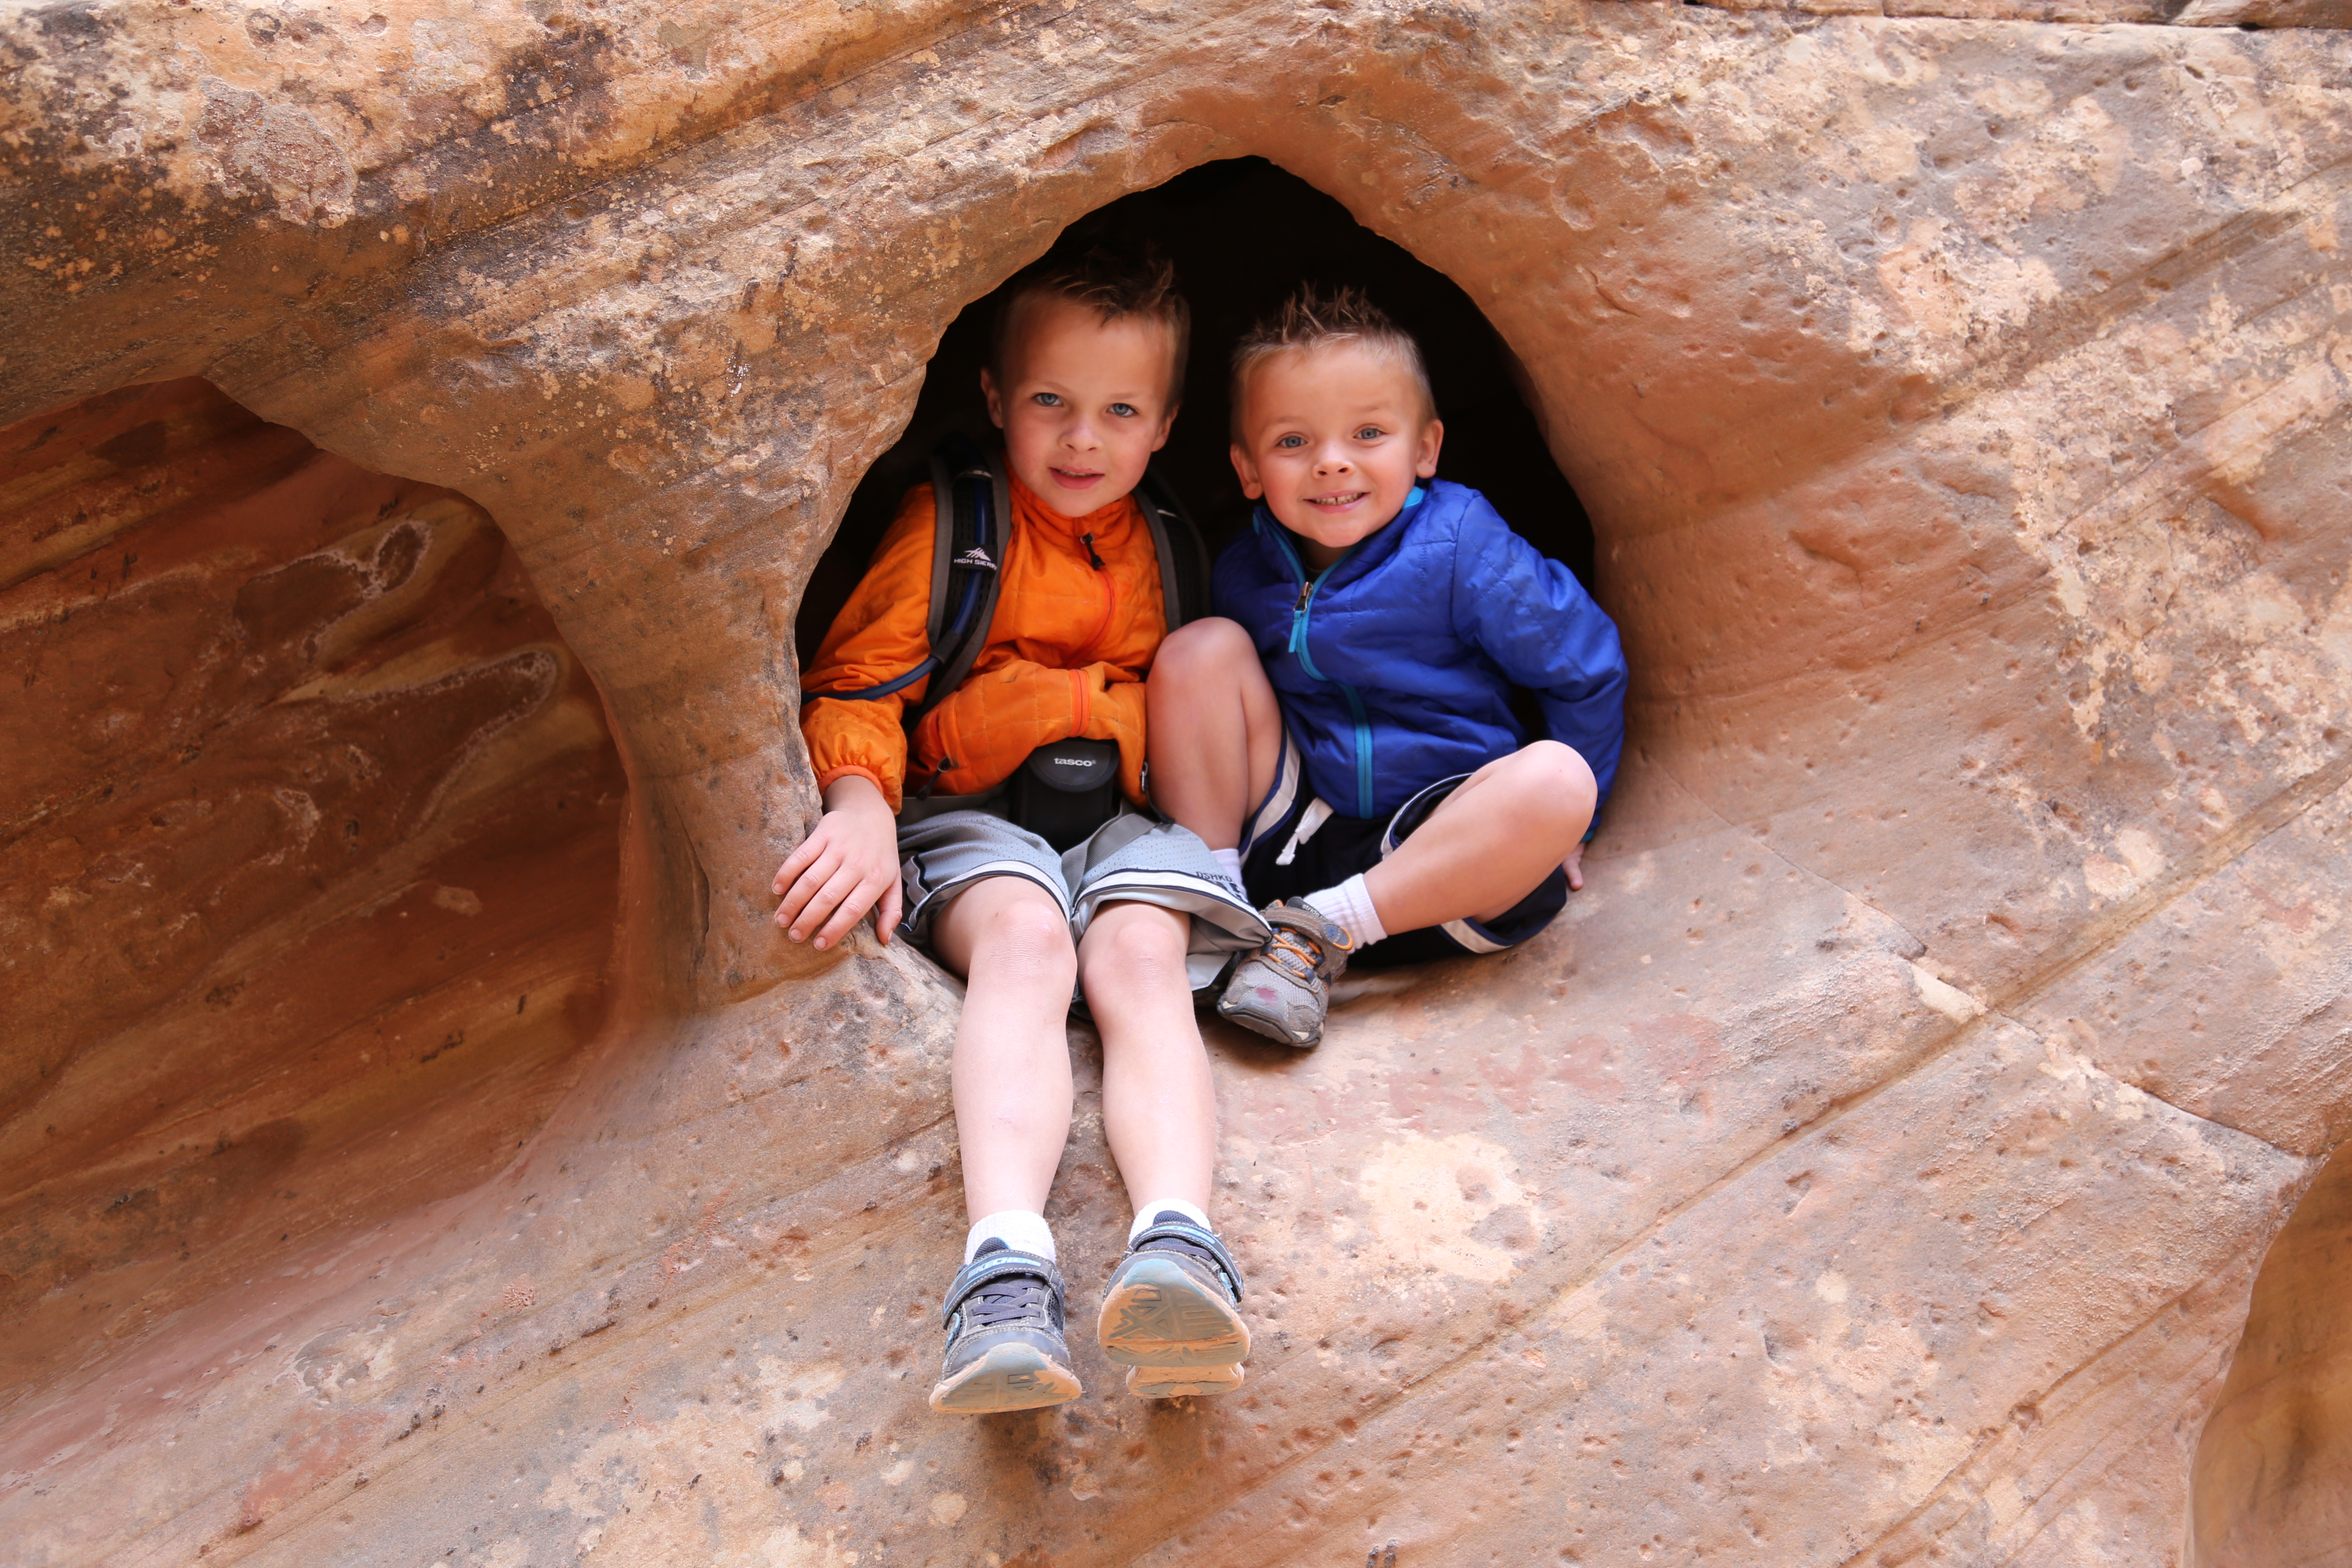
2193, 1148, 2352, 1566
0, 378, 626, 1421
2, 3, 2349, 1566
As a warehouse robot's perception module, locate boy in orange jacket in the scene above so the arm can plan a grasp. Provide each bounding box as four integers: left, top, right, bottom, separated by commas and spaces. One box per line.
774, 251, 1268, 1414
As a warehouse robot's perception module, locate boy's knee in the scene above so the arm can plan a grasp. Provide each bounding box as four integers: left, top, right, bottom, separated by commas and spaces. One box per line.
971, 888, 1078, 979
1080, 901, 1189, 983
1516, 740, 1599, 818
1151, 616, 1251, 681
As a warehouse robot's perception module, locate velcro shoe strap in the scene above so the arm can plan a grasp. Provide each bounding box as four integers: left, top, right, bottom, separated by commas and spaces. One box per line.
1264, 903, 1354, 977
940, 1250, 1065, 1326
1129, 1220, 1245, 1305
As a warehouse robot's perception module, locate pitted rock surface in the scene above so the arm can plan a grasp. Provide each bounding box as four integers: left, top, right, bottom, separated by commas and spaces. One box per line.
3, 3, 2349, 1565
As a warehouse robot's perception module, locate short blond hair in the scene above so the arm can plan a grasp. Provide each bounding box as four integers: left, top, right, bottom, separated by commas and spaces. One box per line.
992, 245, 1190, 405
1229, 285, 1433, 437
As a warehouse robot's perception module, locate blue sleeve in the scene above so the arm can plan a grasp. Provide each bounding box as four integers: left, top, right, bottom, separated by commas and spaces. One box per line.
1210, 524, 1283, 657
1210, 535, 1249, 624
1449, 512, 1629, 813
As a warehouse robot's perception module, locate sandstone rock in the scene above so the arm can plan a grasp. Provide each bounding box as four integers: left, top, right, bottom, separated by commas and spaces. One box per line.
2192, 1147, 2352, 1565
2, 3, 2349, 1566
0, 378, 626, 1418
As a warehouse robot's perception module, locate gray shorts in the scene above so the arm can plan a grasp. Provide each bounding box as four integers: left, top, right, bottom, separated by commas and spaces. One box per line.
896, 806, 1271, 993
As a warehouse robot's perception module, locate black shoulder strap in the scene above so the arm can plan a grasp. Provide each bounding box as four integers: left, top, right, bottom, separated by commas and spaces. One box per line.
903, 434, 1004, 731
922, 443, 960, 653
1134, 465, 1209, 629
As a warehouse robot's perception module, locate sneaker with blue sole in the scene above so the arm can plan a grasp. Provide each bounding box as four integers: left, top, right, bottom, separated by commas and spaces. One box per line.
928, 1242, 1084, 1415
1097, 1213, 1250, 1381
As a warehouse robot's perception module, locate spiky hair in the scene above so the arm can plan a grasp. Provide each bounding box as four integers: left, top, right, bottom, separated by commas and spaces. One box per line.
1228, 285, 1434, 437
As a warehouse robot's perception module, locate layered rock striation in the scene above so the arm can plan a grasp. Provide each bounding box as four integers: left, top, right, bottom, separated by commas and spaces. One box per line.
3, 3, 2350, 1565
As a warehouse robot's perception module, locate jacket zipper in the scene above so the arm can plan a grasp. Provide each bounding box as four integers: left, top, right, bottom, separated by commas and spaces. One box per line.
1078, 529, 1116, 661
1071, 528, 1113, 736
1268, 525, 1375, 817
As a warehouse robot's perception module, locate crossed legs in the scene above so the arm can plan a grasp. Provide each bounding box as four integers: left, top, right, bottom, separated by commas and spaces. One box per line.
1147, 616, 1598, 931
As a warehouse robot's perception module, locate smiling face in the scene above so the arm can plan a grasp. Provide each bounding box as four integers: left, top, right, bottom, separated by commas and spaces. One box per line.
1229, 341, 1442, 569
982, 295, 1179, 518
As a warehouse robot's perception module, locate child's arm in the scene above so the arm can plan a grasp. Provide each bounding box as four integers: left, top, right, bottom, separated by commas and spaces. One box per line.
772, 772, 901, 949
916, 658, 1151, 805
1450, 517, 1629, 861
776, 489, 937, 945
797, 490, 942, 813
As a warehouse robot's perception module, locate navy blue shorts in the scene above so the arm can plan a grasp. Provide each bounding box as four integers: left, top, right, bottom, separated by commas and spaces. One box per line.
1236, 731, 1569, 968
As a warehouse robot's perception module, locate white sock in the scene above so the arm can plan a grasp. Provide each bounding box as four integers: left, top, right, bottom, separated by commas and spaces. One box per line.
965, 1210, 1056, 1264
1211, 846, 1244, 886
1129, 1199, 1211, 1243
1305, 873, 1387, 947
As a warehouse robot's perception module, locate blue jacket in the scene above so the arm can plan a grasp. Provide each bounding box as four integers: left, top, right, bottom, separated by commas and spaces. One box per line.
1212, 479, 1627, 821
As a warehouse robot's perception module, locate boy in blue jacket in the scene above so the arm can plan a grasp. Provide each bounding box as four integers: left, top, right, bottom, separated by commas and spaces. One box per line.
1146, 287, 1627, 1047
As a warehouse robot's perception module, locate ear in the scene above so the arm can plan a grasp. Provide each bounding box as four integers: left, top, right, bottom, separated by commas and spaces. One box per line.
1414, 418, 1444, 479
1229, 441, 1265, 500
1150, 403, 1179, 453
980, 366, 1006, 430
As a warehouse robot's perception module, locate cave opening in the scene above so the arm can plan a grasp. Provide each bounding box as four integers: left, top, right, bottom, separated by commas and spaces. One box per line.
795, 156, 1598, 666
2191, 1145, 2352, 1565
0, 379, 627, 1392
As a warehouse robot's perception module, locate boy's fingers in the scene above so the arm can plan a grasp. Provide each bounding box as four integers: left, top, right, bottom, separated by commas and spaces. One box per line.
791, 882, 849, 945
774, 856, 823, 930
806, 864, 871, 950
774, 848, 841, 935
775, 828, 828, 891
817, 903, 870, 951
772, 843, 818, 899
834, 870, 896, 947
875, 877, 903, 943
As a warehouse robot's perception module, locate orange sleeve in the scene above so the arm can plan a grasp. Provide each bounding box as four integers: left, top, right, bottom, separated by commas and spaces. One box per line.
798, 486, 938, 813
1092, 677, 1150, 805
913, 658, 1149, 805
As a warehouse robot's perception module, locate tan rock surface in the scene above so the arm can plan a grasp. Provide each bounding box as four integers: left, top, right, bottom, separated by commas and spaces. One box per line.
3, 3, 2349, 1565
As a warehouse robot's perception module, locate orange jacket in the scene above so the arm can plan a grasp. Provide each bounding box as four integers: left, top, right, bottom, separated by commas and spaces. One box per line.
800, 473, 1167, 812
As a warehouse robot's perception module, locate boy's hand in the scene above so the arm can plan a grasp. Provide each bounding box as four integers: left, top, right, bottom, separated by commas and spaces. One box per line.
773, 774, 902, 949
1563, 840, 1586, 893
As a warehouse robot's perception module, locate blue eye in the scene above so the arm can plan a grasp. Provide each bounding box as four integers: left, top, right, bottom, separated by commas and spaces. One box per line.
1275, 434, 1305, 449
1109, 402, 1138, 418
1355, 425, 1385, 441
1033, 392, 1063, 407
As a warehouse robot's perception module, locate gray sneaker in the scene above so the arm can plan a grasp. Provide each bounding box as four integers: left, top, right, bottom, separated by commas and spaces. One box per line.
1097, 1213, 1249, 1383
1216, 900, 1356, 1048
928, 1243, 1084, 1414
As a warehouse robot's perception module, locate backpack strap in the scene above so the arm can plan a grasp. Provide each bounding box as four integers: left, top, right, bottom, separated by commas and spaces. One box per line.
816, 434, 1002, 722
1133, 464, 1209, 629
905, 434, 1006, 732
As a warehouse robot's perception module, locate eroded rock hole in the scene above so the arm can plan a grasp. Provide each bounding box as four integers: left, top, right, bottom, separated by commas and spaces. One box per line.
0, 379, 626, 1387
798, 157, 1596, 663
2192, 1145, 2352, 1565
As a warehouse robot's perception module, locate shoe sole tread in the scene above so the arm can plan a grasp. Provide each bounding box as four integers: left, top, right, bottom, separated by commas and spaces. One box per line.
928, 1341, 1083, 1414
1126, 1362, 1246, 1399
1214, 994, 1320, 1048
1097, 1256, 1250, 1367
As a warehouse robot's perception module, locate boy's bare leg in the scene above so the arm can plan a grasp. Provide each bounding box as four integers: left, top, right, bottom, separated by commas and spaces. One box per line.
1077, 901, 1216, 1212
1080, 899, 1250, 1392
1361, 740, 1597, 932
1146, 618, 1283, 851
928, 877, 1081, 1221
